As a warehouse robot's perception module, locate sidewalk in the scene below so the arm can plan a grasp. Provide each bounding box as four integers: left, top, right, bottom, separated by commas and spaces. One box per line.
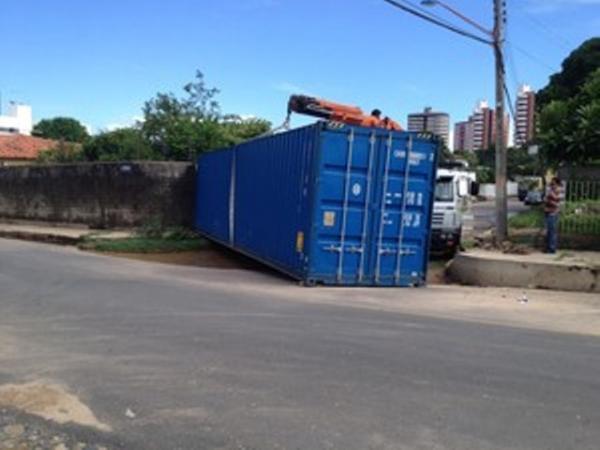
448, 249, 600, 293
0, 221, 132, 245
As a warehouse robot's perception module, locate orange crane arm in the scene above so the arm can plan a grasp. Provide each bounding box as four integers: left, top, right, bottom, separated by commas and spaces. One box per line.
287, 95, 403, 131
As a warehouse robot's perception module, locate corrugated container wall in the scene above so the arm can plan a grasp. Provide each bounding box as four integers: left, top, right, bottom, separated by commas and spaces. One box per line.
196, 122, 439, 286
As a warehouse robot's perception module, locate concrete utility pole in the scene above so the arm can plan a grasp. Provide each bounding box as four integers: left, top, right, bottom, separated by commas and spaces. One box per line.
493, 0, 508, 242
387, 0, 510, 242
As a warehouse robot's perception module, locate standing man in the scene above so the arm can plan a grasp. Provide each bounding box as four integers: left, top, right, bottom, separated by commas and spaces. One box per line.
544, 177, 562, 254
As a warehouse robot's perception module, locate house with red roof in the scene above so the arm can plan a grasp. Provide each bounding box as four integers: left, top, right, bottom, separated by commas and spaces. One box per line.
0, 134, 60, 166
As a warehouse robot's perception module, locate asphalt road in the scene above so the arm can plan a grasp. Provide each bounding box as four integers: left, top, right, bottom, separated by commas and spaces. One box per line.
469, 198, 530, 232
1, 239, 599, 450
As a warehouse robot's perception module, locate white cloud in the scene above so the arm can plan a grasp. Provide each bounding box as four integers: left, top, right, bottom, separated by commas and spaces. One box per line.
101, 116, 144, 133
273, 81, 315, 96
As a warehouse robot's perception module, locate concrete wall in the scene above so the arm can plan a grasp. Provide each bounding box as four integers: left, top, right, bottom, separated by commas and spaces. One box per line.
0, 162, 195, 228
478, 181, 518, 199
448, 251, 599, 293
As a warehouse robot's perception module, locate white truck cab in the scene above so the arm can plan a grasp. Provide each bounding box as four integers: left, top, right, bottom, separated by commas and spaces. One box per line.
431, 164, 478, 255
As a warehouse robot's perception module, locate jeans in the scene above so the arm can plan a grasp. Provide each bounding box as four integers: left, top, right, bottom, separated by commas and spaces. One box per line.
545, 213, 558, 253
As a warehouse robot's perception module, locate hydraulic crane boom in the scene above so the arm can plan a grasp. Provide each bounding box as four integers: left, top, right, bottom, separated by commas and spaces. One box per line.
286, 95, 402, 131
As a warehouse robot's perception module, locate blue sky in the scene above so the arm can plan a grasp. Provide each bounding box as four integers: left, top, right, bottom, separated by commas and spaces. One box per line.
1, 0, 598, 133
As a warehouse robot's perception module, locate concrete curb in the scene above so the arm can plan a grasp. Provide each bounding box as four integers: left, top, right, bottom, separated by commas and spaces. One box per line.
0, 230, 81, 245
448, 252, 599, 293
0, 224, 134, 247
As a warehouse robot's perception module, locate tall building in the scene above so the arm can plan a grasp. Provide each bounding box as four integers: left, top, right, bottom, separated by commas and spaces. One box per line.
407, 107, 450, 146
470, 100, 495, 151
0, 103, 33, 135
514, 84, 535, 147
453, 120, 473, 152
453, 100, 509, 152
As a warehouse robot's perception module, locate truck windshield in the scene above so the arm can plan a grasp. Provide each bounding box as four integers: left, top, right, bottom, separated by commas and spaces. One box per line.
435, 178, 454, 202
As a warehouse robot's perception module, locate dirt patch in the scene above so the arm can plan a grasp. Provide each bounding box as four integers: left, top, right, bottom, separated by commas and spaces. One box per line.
0, 382, 111, 432
98, 243, 270, 272
98, 244, 452, 286
427, 260, 449, 285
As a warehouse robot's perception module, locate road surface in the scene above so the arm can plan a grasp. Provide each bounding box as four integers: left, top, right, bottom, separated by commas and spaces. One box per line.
1, 238, 599, 450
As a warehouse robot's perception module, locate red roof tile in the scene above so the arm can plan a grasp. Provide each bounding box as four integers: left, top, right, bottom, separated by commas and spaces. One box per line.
0, 134, 60, 160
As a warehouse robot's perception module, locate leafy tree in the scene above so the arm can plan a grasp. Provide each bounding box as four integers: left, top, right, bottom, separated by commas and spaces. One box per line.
453, 150, 478, 168
141, 71, 225, 160
453, 147, 540, 184
142, 71, 271, 160
37, 142, 83, 163
33, 117, 89, 143
537, 38, 600, 109
538, 68, 600, 166
220, 115, 271, 146
82, 128, 157, 161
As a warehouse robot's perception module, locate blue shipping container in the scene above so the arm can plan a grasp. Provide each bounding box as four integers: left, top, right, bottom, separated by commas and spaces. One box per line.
196, 122, 439, 286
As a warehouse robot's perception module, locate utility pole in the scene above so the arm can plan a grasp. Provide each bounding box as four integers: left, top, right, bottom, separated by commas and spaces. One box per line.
493, 0, 508, 242
386, 0, 510, 242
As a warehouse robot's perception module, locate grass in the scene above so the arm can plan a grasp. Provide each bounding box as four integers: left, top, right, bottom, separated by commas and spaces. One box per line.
79, 237, 208, 253
560, 200, 600, 235
508, 202, 600, 235
509, 207, 544, 229
79, 224, 209, 253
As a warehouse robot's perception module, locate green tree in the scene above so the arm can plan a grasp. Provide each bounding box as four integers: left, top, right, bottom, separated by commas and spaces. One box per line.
537, 38, 600, 109
33, 117, 89, 143
220, 115, 271, 146
453, 148, 539, 184
538, 68, 600, 165
37, 142, 83, 163
83, 128, 157, 161
141, 71, 225, 160
141, 71, 271, 160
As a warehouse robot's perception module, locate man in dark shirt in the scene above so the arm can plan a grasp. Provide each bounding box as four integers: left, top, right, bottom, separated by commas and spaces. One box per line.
544, 177, 562, 253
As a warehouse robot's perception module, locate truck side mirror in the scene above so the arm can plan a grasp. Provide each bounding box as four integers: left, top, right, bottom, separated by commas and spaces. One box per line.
470, 181, 480, 196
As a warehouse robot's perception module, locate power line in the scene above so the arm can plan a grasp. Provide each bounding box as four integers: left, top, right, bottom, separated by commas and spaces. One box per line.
400, 0, 481, 33
509, 42, 557, 72
505, 41, 521, 88
511, 1, 575, 51
382, 0, 493, 46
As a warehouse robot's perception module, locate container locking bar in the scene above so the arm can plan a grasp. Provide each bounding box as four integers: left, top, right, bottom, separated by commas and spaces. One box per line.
336, 129, 355, 283
395, 135, 413, 283
375, 132, 394, 284
358, 131, 376, 283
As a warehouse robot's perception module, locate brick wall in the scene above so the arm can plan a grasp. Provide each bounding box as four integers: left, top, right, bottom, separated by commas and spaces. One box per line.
0, 162, 195, 228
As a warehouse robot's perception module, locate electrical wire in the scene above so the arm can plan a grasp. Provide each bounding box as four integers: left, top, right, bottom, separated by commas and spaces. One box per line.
509, 42, 557, 72
511, 1, 575, 51
397, 0, 471, 30
382, 0, 493, 46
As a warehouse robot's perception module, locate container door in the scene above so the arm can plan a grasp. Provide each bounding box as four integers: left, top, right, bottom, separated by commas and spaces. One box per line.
309, 127, 380, 284
368, 133, 435, 286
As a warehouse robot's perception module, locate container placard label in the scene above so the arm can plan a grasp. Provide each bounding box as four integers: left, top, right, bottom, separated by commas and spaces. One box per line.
323, 211, 336, 227
296, 231, 305, 253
